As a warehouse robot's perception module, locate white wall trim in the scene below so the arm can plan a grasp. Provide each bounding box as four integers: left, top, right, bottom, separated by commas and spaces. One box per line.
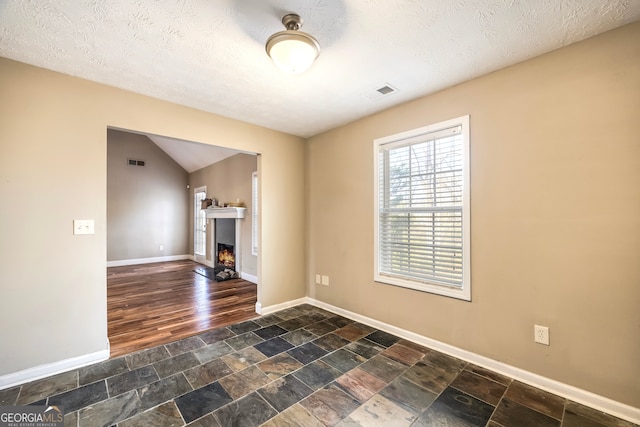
240, 272, 258, 284
297, 297, 640, 424
0, 344, 110, 390
260, 297, 308, 316
255, 302, 262, 315
107, 254, 192, 267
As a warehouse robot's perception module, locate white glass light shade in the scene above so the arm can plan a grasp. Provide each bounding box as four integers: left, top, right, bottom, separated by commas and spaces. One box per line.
266, 31, 320, 74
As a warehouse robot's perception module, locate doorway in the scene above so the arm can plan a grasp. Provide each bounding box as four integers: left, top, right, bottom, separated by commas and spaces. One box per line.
106, 128, 260, 355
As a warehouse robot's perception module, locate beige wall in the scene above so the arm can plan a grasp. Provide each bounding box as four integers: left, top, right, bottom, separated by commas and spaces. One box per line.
0, 57, 305, 376
306, 22, 640, 407
189, 153, 258, 276
107, 129, 189, 261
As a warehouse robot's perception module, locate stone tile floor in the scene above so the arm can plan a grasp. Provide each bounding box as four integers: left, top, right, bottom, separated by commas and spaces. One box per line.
0, 304, 637, 427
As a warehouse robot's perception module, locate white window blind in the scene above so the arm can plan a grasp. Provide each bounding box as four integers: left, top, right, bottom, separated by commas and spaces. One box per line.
374, 116, 470, 300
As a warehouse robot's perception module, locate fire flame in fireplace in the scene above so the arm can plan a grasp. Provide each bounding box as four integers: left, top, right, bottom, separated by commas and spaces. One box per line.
218, 247, 235, 268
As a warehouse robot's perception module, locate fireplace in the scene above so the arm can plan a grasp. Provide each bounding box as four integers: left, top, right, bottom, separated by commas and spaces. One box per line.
217, 243, 235, 269
205, 207, 246, 274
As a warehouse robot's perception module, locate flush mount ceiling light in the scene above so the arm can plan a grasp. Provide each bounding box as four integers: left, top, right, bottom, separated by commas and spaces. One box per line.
266, 13, 320, 74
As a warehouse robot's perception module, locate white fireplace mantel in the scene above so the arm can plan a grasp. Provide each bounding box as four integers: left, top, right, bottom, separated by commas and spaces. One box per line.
205, 207, 246, 219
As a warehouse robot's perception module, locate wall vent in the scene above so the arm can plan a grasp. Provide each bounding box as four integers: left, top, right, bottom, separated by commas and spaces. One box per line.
127, 159, 145, 166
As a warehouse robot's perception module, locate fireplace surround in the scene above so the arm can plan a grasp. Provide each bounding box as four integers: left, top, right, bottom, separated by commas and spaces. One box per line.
205, 207, 246, 274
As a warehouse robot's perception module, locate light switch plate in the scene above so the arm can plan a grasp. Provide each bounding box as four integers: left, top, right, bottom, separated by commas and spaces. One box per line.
74, 219, 95, 235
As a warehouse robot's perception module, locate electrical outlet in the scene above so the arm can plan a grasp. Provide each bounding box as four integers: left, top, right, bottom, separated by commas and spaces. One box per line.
315, 274, 321, 285
321, 275, 329, 286
534, 325, 550, 345
159, 245, 164, 251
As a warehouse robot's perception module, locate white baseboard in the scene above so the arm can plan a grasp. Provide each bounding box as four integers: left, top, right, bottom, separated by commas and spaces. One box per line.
260, 297, 308, 316
107, 254, 192, 267
289, 297, 639, 424
240, 272, 258, 284
0, 344, 110, 390
255, 302, 262, 314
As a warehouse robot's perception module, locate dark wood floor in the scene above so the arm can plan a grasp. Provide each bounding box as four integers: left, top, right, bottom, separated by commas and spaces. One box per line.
107, 260, 258, 358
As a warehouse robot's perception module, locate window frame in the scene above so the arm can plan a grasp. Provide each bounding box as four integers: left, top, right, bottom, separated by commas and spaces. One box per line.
373, 115, 471, 301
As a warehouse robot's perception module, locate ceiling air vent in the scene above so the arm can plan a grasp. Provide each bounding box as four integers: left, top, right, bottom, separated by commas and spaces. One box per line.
363, 83, 398, 101
377, 85, 395, 95
127, 159, 145, 166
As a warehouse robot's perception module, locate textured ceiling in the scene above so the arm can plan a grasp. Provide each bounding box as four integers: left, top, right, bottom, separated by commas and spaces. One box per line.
1, 0, 639, 143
